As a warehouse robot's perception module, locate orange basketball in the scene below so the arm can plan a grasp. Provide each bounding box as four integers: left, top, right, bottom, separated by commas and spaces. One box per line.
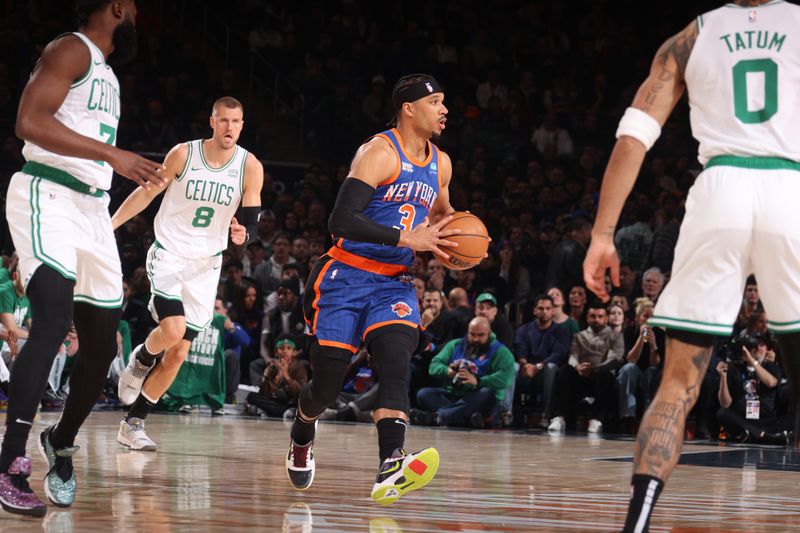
438, 212, 490, 270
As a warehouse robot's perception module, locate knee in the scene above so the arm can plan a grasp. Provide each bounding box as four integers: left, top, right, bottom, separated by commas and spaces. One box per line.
161, 344, 190, 371
159, 317, 187, 346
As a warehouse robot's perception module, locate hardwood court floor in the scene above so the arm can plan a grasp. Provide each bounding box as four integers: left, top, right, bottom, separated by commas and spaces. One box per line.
3, 411, 800, 532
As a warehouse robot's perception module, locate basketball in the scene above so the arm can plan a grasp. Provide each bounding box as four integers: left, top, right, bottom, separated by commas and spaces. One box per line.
438, 212, 490, 270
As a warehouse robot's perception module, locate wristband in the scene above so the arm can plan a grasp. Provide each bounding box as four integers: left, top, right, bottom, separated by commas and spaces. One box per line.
616, 107, 661, 151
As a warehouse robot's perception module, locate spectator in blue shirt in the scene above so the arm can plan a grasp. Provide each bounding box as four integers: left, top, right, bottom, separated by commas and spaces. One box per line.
513, 294, 570, 428
214, 298, 251, 404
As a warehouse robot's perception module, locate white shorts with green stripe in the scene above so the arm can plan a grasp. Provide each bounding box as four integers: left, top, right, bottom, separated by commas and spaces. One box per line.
650, 160, 800, 336
145, 241, 222, 332
6, 171, 123, 308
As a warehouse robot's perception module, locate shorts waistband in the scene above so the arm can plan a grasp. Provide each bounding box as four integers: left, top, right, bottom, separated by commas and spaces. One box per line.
327, 246, 409, 277
705, 155, 800, 171
22, 161, 106, 197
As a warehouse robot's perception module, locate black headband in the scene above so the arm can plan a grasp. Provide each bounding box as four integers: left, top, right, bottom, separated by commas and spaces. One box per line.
392, 77, 444, 110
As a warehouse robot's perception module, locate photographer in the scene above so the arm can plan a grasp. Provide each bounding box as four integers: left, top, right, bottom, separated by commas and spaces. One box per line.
412, 317, 515, 428
717, 334, 792, 444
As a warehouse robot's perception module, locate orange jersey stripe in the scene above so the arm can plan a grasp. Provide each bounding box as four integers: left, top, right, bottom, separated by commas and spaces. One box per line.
392, 128, 433, 167
310, 259, 335, 335
362, 319, 418, 340
318, 339, 358, 353
327, 246, 408, 277
374, 133, 402, 187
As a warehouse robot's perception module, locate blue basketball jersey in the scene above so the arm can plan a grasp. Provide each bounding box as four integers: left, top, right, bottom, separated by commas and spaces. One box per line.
338, 128, 441, 267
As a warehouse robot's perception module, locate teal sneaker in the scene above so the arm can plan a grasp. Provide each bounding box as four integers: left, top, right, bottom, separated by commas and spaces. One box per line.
37, 425, 78, 507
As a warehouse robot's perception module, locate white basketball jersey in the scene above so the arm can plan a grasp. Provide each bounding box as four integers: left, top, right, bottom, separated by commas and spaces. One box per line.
154, 140, 246, 258
22, 32, 120, 190
686, 1, 800, 165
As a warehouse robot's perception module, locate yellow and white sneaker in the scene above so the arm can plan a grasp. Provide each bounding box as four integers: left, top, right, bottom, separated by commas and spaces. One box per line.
370, 448, 439, 505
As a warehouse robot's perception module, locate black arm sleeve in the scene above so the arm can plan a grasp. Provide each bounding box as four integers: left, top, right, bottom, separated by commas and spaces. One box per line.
328, 177, 401, 246
241, 206, 261, 244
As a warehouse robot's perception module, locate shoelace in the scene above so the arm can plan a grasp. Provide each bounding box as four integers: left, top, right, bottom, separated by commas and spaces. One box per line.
8, 473, 34, 494
291, 444, 309, 468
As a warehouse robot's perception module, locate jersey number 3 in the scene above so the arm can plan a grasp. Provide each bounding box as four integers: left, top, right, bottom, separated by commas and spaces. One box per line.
733, 58, 778, 124
398, 204, 416, 231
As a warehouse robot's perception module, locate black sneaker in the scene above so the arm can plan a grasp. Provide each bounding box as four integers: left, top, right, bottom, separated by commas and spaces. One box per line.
470, 412, 485, 429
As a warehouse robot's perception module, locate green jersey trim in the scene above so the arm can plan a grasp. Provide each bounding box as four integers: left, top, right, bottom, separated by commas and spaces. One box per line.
74, 293, 123, 309
30, 178, 77, 281
23, 161, 106, 197
186, 319, 212, 332
174, 141, 193, 183
238, 149, 248, 196
649, 315, 732, 335
705, 155, 800, 171
198, 141, 239, 173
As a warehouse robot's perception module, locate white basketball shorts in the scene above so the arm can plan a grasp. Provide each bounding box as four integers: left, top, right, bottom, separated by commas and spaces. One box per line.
650, 157, 800, 335
6, 171, 123, 307
145, 241, 222, 332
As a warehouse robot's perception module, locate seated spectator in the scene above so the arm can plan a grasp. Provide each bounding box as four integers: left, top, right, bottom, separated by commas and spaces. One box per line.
547, 286, 579, 335
549, 301, 624, 434
608, 303, 625, 335
617, 298, 662, 427
735, 275, 762, 333
544, 217, 591, 296
246, 335, 309, 418
411, 289, 457, 399
717, 335, 791, 444
474, 292, 514, 348
514, 294, 570, 428
447, 287, 472, 340
264, 262, 304, 313
567, 285, 587, 328
253, 278, 306, 385
232, 282, 264, 385
214, 298, 251, 404
412, 317, 515, 428
639, 267, 665, 304
253, 232, 296, 296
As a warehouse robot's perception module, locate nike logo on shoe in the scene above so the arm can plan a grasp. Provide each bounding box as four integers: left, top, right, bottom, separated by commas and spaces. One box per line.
15, 419, 32, 426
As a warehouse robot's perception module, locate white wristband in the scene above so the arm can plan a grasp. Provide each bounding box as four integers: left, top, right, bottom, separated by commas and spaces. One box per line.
615, 107, 661, 151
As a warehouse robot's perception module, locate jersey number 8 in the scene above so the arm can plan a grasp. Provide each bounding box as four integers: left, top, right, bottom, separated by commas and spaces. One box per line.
192, 206, 215, 228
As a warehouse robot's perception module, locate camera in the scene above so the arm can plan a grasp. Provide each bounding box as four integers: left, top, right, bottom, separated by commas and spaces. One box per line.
721, 330, 762, 364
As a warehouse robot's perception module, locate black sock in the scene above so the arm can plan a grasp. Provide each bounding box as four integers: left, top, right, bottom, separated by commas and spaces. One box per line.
622, 474, 664, 533
376, 418, 407, 463
290, 412, 317, 446
0, 420, 34, 472
137, 341, 161, 367
126, 392, 157, 421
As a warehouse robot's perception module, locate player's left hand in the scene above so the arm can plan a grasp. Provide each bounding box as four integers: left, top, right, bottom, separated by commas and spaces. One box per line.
230, 217, 246, 245
584, 237, 619, 302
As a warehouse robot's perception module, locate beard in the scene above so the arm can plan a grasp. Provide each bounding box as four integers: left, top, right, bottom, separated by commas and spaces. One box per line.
465, 340, 491, 360
108, 19, 138, 66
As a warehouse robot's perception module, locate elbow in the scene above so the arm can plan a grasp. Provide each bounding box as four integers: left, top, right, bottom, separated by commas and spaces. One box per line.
327, 211, 344, 237
15, 116, 32, 142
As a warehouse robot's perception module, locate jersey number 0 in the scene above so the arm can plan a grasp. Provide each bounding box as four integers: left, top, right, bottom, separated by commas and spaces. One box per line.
733, 58, 778, 124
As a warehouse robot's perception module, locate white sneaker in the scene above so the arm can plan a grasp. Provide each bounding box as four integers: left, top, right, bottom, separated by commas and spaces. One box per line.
117, 418, 157, 451
587, 419, 603, 434
548, 416, 565, 432
117, 344, 156, 405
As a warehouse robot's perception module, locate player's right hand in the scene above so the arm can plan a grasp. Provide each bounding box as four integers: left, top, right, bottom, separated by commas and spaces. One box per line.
403, 215, 460, 262
583, 237, 619, 302
109, 148, 166, 189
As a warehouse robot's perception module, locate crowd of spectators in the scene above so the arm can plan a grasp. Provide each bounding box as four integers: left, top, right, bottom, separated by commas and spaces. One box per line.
0, 1, 793, 442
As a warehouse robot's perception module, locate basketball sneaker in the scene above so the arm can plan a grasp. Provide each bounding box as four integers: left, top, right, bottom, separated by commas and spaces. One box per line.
370, 447, 439, 505
118, 344, 156, 405
286, 440, 315, 490
548, 416, 565, 432
117, 418, 157, 451
0, 456, 46, 517
38, 425, 78, 507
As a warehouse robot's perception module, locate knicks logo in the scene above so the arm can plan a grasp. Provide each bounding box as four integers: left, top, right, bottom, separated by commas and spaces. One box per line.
391, 302, 413, 318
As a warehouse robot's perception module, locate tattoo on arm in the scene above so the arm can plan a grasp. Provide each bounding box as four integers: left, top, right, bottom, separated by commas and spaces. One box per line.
656, 23, 698, 78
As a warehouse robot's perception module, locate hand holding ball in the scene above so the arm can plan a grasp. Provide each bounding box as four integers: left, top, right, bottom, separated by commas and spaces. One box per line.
437, 212, 490, 270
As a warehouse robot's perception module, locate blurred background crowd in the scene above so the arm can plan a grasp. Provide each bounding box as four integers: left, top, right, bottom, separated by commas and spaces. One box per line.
0, 0, 790, 443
